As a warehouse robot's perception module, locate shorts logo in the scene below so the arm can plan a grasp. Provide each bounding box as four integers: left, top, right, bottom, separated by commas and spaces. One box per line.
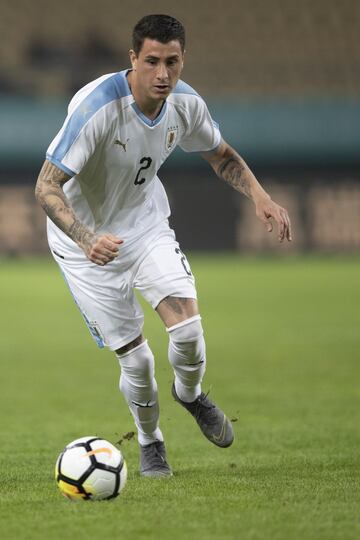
166, 125, 178, 151
88, 321, 106, 348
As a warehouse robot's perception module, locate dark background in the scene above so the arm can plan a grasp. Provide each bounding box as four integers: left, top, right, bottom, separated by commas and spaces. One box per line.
1, 0, 359, 254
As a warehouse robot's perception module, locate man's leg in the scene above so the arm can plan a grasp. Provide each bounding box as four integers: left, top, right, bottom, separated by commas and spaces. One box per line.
156, 297, 234, 448
50, 242, 172, 476
133, 226, 233, 447
156, 297, 205, 402
115, 334, 172, 477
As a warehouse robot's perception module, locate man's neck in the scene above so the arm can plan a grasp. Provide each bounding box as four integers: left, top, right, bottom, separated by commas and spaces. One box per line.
127, 71, 165, 121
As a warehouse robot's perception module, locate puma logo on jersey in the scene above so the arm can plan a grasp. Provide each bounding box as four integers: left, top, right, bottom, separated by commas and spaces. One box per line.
115, 138, 130, 151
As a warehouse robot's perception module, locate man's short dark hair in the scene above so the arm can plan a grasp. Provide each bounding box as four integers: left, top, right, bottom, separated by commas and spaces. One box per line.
132, 14, 185, 55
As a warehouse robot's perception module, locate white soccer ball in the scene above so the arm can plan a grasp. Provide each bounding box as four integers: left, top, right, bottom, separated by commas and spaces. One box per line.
55, 436, 127, 501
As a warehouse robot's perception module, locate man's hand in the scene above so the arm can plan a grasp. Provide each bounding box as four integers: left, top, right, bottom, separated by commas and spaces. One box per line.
83, 233, 123, 266
255, 195, 292, 242
202, 140, 293, 244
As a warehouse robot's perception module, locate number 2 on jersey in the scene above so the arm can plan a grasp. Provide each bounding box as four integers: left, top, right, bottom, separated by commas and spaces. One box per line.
134, 157, 152, 185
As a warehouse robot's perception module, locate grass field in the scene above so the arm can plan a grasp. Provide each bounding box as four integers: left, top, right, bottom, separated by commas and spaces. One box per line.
0, 255, 359, 540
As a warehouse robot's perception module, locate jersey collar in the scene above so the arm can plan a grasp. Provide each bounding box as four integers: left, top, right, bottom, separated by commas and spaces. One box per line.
122, 70, 168, 127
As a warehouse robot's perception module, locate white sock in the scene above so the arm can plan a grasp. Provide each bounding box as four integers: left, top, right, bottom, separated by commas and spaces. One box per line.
167, 315, 206, 403
116, 340, 163, 446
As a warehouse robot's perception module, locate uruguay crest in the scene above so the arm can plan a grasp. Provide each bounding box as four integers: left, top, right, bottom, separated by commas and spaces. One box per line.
166, 125, 178, 150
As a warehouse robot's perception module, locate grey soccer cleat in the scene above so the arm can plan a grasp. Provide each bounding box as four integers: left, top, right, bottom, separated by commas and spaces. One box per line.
140, 440, 173, 477
172, 383, 234, 448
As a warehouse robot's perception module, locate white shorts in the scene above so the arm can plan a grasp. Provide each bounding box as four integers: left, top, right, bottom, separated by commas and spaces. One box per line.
48, 220, 197, 351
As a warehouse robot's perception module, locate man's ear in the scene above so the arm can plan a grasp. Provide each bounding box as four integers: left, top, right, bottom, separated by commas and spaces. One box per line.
181, 49, 186, 68
129, 49, 137, 70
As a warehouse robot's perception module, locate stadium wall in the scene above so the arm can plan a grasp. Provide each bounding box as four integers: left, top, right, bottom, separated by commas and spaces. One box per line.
1, 99, 359, 254
1, 98, 360, 168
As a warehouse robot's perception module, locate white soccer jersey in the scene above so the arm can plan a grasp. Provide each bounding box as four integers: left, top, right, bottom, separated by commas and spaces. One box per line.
46, 69, 221, 247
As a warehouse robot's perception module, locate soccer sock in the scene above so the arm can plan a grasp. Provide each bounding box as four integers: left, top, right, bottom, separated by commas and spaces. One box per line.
116, 340, 163, 446
167, 315, 206, 403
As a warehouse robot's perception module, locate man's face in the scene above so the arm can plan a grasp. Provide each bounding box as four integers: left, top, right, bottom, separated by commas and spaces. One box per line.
129, 38, 184, 101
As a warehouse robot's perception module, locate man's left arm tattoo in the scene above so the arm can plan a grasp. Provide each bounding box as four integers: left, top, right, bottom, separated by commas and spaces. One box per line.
217, 156, 253, 199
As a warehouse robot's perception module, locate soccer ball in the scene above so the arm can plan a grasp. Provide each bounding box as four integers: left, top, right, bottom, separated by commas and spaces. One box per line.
55, 436, 127, 501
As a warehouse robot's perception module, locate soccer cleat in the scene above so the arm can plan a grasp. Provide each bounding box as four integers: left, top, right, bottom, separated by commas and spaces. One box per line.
172, 383, 234, 448
140, 441, 173, 477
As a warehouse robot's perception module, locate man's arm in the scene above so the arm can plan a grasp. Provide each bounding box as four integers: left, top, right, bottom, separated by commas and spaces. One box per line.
202, 139, 292, 242
35, 159, 122, 265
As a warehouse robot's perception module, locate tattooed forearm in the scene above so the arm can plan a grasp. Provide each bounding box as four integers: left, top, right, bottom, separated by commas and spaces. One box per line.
202, 141, 270, 203
217, 156, 253, 199
35, 160, 95, 250
68, 221, 95, 249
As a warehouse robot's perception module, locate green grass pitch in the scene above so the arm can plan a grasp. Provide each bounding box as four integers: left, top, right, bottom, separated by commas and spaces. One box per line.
0, 255, 359, 540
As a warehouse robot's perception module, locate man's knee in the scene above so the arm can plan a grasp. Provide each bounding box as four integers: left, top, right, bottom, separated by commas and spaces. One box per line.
167, 315, 203, 343
115, 334, 144, 356
167, 315, 205, 365
156, 296, 199, 328
116, 339, 155, 388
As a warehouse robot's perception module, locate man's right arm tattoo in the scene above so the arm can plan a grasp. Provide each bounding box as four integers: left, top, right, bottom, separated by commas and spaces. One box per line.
35, 160, 95, 251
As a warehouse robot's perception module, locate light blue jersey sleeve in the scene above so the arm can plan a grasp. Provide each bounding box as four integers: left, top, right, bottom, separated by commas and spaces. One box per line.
46, 72, 128, 176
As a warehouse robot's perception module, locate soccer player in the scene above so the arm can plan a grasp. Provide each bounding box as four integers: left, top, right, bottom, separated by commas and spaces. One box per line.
35, 14, 291, 477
